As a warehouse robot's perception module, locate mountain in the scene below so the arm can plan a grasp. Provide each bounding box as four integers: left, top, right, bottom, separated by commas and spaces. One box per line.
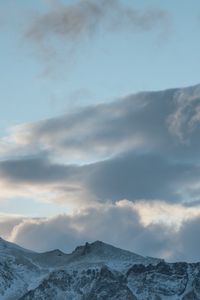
0, 237, 200, 299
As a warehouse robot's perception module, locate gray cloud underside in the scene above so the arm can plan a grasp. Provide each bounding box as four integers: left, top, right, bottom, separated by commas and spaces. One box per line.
1, 84, 200, 204
0, 156, 76, 184
0, 151, 199, 203
2, 204, 200, 262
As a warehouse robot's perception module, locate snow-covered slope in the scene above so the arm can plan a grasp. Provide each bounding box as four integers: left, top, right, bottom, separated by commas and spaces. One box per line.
0, 237, 200, 299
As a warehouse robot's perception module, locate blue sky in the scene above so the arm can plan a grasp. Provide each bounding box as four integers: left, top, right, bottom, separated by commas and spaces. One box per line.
1, 0, 200, 260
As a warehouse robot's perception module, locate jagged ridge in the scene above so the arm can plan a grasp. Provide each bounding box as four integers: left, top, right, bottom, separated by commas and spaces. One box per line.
0, 237, 200, 299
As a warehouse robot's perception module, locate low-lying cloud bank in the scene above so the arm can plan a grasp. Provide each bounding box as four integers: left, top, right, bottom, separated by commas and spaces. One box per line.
2, 200, 200, 262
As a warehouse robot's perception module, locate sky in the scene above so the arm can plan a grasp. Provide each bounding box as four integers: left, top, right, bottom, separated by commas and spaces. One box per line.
0, 0, 200, 262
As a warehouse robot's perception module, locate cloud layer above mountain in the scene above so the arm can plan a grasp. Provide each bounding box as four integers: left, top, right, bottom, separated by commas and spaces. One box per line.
2, 200, 200, 262
1, 83, 200, 259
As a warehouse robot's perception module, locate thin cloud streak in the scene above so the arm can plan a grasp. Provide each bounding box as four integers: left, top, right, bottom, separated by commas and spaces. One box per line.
25, 0, 171, 69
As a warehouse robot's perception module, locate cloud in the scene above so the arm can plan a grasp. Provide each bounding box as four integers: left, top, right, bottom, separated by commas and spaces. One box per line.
0, 214, 24, 240
25, 0, 170, 66
2, 200, 200, 262
0, 86, 200, 207
0, 155, 72, 184
175, 217, 200, 261
0, 88, 182, 161
0, 150, 200, 206
0, 154, 96, 208
1, 85, 200, 207
167, 84, 200, 141
4, 84, 200, 163
0, 201, 176, 259
83, 152, 196, 202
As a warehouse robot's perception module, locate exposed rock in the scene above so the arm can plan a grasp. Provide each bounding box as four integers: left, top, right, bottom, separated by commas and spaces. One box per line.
1, 237, 200, 299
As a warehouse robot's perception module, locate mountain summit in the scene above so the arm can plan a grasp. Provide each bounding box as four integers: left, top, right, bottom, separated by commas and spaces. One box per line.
0, 238, 199, 299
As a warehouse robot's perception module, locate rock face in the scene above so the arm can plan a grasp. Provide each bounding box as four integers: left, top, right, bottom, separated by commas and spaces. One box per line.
0, 238, 200, 299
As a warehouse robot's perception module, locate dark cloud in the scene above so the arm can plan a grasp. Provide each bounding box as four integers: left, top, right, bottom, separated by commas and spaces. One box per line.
1, 85, 200, 205
175, 217, 200, 261
0, 150, 200, 205
0, 155, 76, 184
83, 152, 197, 202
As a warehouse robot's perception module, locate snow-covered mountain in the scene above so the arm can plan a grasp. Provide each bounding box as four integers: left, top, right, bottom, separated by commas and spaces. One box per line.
0, 237, 200, 299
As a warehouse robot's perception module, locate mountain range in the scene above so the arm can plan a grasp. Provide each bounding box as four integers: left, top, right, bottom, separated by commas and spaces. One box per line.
0, 237, 200, 299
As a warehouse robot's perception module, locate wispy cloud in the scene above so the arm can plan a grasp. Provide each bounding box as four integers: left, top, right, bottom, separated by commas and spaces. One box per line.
167, 84, 200, 141
24, 0, 171, 70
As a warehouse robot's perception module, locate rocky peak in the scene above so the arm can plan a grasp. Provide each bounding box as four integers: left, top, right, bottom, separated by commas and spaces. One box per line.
72, 240, 118, 256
